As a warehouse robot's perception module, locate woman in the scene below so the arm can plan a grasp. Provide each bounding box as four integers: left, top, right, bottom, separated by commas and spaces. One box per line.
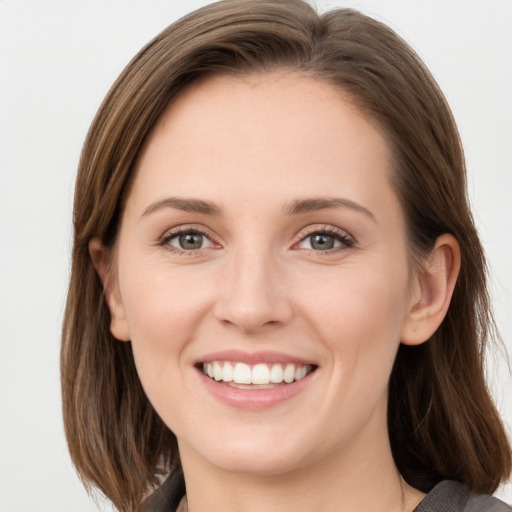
61, 1, 511, 510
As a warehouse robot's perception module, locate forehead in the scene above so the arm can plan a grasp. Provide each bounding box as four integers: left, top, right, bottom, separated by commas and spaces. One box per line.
129, 71, 395, 215
146, 71, 381, 153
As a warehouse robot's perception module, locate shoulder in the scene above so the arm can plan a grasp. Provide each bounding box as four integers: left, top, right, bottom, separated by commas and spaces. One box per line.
414, 480, 511, 512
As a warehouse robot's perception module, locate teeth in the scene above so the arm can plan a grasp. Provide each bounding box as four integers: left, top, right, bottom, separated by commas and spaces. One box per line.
222, 362, 234, 382
213, 361, 223, 381
270, 364, 283, 383
233, 362, 252, 384
202, 361, 313, 385
283, 364, 295, 383
252, 363, 270, 385
295, 365, 308, 381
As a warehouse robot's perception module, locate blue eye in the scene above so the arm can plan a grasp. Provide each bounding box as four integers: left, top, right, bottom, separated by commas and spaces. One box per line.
165, 230, 213, 251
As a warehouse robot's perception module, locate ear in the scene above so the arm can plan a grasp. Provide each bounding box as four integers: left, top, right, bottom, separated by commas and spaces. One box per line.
89, 238, 131, 342
401, 234, 461, 346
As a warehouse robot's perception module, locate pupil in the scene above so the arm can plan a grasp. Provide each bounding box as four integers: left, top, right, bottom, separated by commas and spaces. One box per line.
179, 232, 202, 250
311, 234, 334, 250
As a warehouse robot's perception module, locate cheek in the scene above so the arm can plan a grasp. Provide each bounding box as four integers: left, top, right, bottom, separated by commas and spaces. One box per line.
302, 261, 409, 336
295, 267, 410, 443
298, 262, 410, 381
117, 265, 214, 396
121, 260, 211, 335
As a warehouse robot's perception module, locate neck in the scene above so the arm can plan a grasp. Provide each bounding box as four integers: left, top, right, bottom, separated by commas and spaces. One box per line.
182, 454, 403, 512
178, 404, 424, 512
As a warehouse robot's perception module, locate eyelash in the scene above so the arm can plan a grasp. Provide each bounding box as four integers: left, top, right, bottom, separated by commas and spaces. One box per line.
158, 226, 355, 255
295, 227, 355, 254
159, 226, 216, 255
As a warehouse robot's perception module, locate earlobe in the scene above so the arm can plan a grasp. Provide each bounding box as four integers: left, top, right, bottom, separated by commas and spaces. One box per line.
401, 234, 461, 346
89, 238, 131, 342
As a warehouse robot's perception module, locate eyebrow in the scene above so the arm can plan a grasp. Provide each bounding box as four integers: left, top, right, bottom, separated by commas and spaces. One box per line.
283, 197, 376, 220
141, 195, 375, 221
141, 197, 222, 218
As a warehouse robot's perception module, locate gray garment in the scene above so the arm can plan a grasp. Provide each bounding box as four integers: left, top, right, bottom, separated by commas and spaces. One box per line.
414, 481, 511, 512
144, 472, 512, 512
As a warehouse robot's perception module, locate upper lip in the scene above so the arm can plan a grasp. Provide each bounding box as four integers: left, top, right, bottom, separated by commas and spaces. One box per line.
196, 349, 316, 366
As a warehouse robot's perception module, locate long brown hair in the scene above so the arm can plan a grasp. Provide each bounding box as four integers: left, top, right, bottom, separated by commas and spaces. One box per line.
61, 1, 511, 510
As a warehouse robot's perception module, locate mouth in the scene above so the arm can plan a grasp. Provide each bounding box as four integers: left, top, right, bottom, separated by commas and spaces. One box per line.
199, 361, 317, 389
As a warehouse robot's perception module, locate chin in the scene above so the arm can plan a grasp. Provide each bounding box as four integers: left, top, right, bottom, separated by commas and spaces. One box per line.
211, 450, 306, 476
180, 427, 315, 477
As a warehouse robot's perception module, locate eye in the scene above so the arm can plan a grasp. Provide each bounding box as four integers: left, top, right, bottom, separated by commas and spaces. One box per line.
162, 229, 214, 252
296, 228, 354, 252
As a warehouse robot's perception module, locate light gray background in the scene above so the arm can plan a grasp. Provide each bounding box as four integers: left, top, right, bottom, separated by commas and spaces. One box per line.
0, 1, 511, 510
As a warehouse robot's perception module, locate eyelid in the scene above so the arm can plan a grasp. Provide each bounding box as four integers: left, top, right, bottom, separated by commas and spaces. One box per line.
157, 223, 354, 255
158, 224, 221, 253
293, 225, 355, 252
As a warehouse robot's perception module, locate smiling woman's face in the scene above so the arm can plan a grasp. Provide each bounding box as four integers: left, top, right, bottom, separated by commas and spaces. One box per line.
103, 72, 421, 476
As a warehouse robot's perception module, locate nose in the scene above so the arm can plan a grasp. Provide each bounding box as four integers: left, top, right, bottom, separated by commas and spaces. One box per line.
214, 246, 294, 333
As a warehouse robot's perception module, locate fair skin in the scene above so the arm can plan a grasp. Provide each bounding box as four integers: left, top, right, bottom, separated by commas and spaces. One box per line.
91, 72, 460, 512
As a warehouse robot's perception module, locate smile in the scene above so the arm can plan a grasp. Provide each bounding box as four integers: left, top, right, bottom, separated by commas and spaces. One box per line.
202, 361, 315, 388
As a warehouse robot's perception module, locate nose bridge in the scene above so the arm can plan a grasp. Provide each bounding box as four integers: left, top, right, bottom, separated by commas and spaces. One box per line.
215, 240, 292, 331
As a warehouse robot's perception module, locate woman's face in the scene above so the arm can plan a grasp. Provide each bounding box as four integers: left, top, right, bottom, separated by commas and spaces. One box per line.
107, 72, 421, 476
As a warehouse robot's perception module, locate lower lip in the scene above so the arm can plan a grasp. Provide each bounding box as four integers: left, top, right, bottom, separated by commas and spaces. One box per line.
198, 369, 314, 410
